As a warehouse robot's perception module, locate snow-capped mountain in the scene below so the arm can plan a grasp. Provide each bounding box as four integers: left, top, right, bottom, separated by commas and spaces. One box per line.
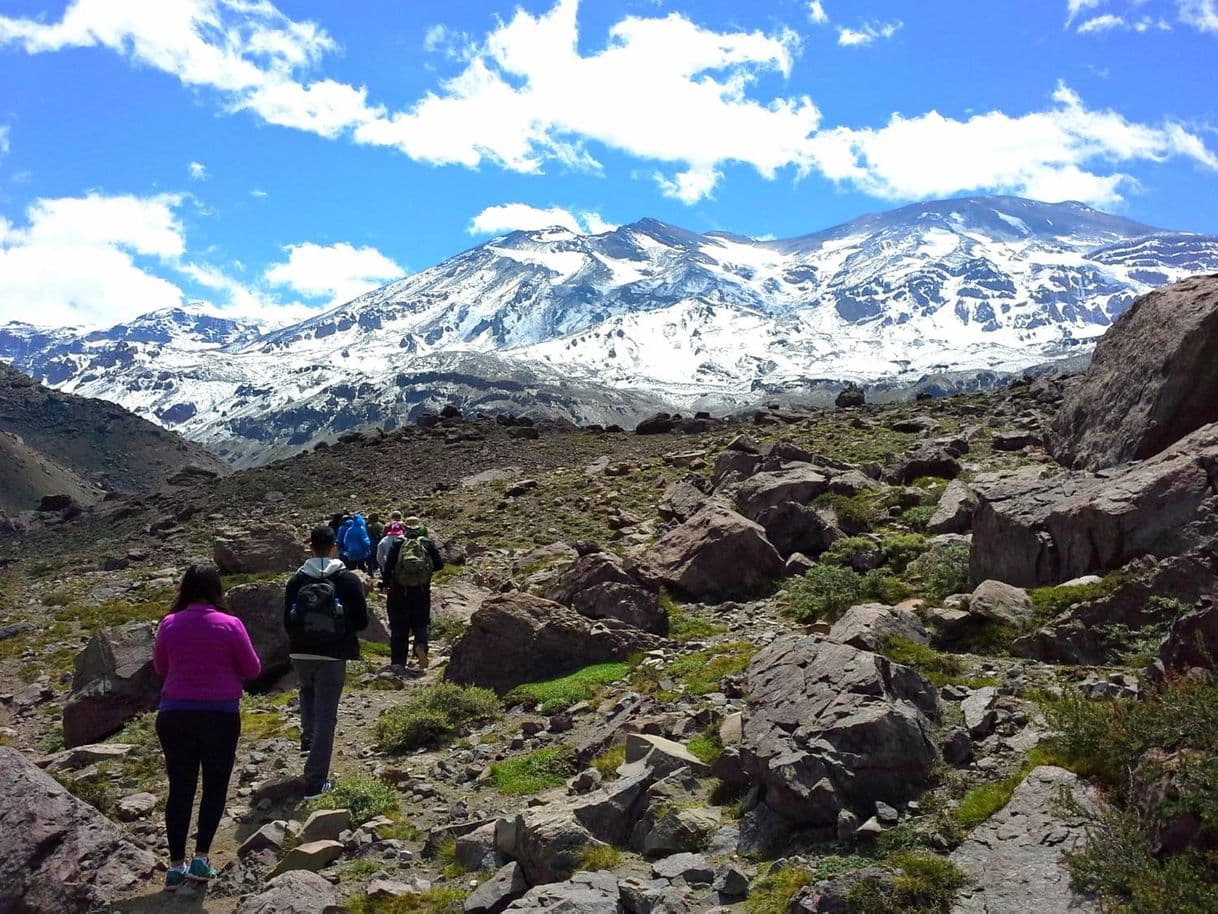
3, 196, 1217, 466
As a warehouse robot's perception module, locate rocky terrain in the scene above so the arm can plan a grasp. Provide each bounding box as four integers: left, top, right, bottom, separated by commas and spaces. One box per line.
4, 196, 1218, 466
0, 362, 229, 513
1, 275, 1216, 914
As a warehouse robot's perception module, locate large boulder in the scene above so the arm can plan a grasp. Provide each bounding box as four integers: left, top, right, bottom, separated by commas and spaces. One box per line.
735, 466, 830, 520
227, 581, 291, 682
545, 552, 667, 635
1049, 275, 1218, 471
950, 766, 1101, 914
968, 580, 1034, 626
0, 746, 158, 912
970, 426, 1218, 587
446, 593, 665, 693
1154, 597, 1218, 678
234, 870, 340, 914
504, 871, 621, 913
637, 500, 784, 599
827, 603, 929, 652
925, 480, 978, 534
214, 523, 306, 575
739, 636, 940, 827
63, 622, 159, 747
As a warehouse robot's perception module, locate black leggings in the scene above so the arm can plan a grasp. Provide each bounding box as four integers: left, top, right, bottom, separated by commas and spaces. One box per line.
156, 710, 240, 861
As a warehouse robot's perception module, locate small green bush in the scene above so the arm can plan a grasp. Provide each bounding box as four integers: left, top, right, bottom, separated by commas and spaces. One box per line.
847, 851, 967, 914
747, 866, 813, 914
784, 564, 863, 623
815, 492, 880, 532
881, 533, 931, 573
429, 613, 467, 644
860, 570, 913, 605
308, 775, 399, 824
1028, 573, 1126, 622
375, 683, 501, 752
491, 746, 577, 795
899, 505, 937, 530
822, 536, 882, 567
668, 607, 728, 641
880, 636, 965, 687
687, 728, 724, 764
344, 886, 467, 914
578, 844, 622, 872
905, 544, 970, 603
591, 745, 626, 777
505, 662, 628, 714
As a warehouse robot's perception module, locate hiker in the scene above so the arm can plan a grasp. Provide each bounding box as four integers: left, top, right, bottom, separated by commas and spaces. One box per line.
376, 519, 406, 577
153, 563, 261, 891
338, 512, 373, 570
365, 513, 384, 574
284, 526, 369, 797
383, 516, 444, 672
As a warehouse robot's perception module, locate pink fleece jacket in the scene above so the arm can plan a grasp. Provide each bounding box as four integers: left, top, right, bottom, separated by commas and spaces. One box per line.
154, 602, 262, 702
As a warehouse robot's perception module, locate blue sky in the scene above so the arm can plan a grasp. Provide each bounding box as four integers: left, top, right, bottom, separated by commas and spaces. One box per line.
0, 0, 1216, 328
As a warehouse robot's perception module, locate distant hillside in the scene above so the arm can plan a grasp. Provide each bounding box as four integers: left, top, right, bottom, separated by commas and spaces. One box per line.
0, 363, 227, 512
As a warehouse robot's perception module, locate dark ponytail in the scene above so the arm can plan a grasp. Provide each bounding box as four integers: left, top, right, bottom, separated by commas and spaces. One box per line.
169, 563, 227, 614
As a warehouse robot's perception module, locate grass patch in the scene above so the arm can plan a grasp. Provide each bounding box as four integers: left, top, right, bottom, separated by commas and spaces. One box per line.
54, 592, 173, 632
578, 844, 622, 872
953, 746, 1072, 829
747, 866, 813, 914
880, 533, 931, 574
633, 642, 756, 699
815, 493, 880, 532
1028, 573, 1126, 623
491, 745, 577, 795
687, 728, 724, 764
240, 704, 299, 741
668, 603, 728, 641
375, 682, 501, 753
505, 662, 629, 714
880, 636, 965, 688
430, 613, 467, 644
899, 505, 937, 530
848, 851, 967, 914
344, 886, 467, 914
591, 745, 626, 778
220, 571, 286, 588
308, 775, 400, 825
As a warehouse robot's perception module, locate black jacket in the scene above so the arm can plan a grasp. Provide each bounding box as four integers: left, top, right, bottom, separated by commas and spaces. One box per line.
382, 536, 445, 592
284, 557, 369, 660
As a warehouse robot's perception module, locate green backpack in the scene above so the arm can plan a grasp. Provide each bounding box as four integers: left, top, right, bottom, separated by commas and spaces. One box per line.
394, 536, 434, 588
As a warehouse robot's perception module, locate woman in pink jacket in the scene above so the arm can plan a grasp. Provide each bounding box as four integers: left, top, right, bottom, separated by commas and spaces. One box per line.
153, 563, 261, 891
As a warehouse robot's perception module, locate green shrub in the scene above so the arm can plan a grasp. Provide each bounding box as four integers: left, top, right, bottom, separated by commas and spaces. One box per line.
822, 536, 882, 567
747, 866, 813, 914
905, 544, 970, 603
881, 533, 931, 573
491, 746, 577, 795
661, 642, 756, 696
668, 607, 728, 641
815, 493, 880, 532
687, 728, 724, 764
880, 636, 965, 687
860, 570, 913, 605
591, 745, 626, 777
784, 564, 863, 623
1028, 573, 1126, 622
308, 775, 399, 824
505, 662, 628, 714
344, 886, 467, 914
899, 505, 937, 530
375, 683, 501, 752
847, 851, 967, 914
578, 844, 622, 872
430, 613, 467, 644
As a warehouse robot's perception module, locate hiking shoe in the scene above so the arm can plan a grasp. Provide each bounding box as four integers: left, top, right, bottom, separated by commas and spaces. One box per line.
299, 739, 312, 755
414, 648, 430, 671
186, 856, 218, 883
304, 779, 333, 800
164, 865, 188, 892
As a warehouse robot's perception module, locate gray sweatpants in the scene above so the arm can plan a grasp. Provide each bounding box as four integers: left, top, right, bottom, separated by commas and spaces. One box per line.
293, 658, 346, 789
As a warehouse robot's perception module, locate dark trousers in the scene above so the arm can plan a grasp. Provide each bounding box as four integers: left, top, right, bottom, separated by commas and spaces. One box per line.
293, 658, 346, 789
156, 710, 240, 862
387, 586, 430, 665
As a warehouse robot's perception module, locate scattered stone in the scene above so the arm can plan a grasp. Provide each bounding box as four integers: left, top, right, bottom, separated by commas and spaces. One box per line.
926, 480, 978, 535
234, 870, 340, 914
115, 791, 157, 821
827, 603, 929, 652
961, 687, 999, 739
652, 852, 714, 885
968, 581, 1034, 626
504, 871, 620, 912
213, 522, 306, 574
270, 839, 345, 876
299, 808, 352, 844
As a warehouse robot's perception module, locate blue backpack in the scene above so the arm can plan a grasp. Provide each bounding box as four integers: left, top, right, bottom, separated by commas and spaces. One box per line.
343, 514, 372, 562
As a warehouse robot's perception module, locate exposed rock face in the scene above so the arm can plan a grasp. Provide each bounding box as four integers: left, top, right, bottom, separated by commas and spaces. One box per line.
446, 593, 665, 693
503, 871, 621, 913
827, 603, 929, 652
950, 766, 1101, 914
214, 523, 306, 574
546, 552, 667, 635
739, 636, 940, 828
227, 581, 291, 681
926, 480, 978, 534
638, 500, 784, 599
735, 466, 829, 520
1154, 598, 1218, 677
234, 870, 341, 914
1050, 274, 1218, 471
970, 426, 1218, 587
836, 385, 866, 408
0, 746, 158, 912
63, 622, 159, 747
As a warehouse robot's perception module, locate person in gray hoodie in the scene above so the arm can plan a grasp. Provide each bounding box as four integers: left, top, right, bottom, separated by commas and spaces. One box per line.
283, 526, 368, 797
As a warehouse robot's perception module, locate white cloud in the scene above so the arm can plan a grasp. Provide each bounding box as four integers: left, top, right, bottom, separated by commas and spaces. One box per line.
250, 188, 268, 198
1067, 0, 1107, 21
655, 164, 722, 203
188, 160, 208, 180
0, 125, 9, 155
805, 82, 1218, 206
1178, 0, 1218, 30
808, 2, 829, 25
1078, 13, 1127, 31
0, 192, 187, 326
837, 20, 902, 46
1068, 1, 1210, 31
468, 203, 615, 236
264, 241, 404, 305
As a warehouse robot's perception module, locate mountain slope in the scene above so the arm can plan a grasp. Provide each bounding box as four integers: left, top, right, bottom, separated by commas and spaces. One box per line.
0, 363, 229, 509
3, 195, 1217, 466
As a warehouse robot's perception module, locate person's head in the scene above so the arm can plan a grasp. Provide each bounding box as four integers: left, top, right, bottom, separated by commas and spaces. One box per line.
310, 525, 338, 557
171, 563, 226, 614
368, 513, 380, 525
404, 516, 427, 536
390, 511, 402, 522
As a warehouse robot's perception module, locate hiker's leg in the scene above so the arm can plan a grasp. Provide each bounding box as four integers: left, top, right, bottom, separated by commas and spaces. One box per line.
303, 660, 346, 789
294, 658, 317, 746
386, 596, 408, 666
194, 711, 240, 856
157, 711, 200, 864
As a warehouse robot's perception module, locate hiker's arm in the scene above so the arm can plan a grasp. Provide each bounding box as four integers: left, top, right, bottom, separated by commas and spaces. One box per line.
426, 540, 445, 572
283, 576, 299, 630
345, 574, 369, 632
231, 620, 262, 681
153, 621, 169, 677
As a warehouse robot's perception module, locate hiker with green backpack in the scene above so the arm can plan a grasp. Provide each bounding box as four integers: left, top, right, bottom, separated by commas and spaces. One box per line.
382, 516, 444, 673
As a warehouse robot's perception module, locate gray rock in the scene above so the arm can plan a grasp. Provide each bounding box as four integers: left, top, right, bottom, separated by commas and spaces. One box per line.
961, 687, 999, 739
270, 839, 345, 876
739, 637, 940, 827
235, 870, 341, 914
623, 733, 709, 778
713, 865, 751, 898
214, 522, 306, 574
950, 766, 1101, 914
968, 581, 1034, 626
466, 862, 529, 914
652, 852, 714, 884
0, 746, 158, 912
504, 871, 622, 913
828, 603, 929, 652
926, 480, 979, 534
62, 622, 159, 747
299, 808, 351, 844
